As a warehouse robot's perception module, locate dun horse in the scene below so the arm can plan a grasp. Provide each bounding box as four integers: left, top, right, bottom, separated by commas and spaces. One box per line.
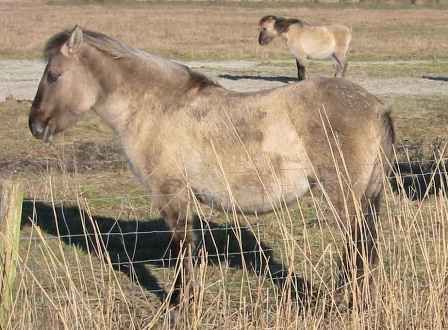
29, 26, 393, 310
258, 15, 352, 81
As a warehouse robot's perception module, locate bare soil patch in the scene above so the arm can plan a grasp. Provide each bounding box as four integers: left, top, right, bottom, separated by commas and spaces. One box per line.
1, 59, 447, 103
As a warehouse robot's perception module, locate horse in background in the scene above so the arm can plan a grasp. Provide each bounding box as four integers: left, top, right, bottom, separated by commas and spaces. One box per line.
258, 15, 352, 81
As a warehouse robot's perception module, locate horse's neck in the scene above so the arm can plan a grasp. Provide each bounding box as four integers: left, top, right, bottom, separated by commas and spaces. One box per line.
284, 24, 304, 41
91, 50, 192, 134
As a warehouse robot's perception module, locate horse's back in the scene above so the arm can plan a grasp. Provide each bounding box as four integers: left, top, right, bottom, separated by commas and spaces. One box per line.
282, 78, 387, 146
292, 24, 350, 59
277, 78, 391, 200
144, 78, 391, 215
197, 78, 391, 215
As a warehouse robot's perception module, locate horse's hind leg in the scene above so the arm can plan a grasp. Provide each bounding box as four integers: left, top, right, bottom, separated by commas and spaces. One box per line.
154, 180, 197, 309
338, 193, 380, 308
332, 53, 346, 78
296, 59, 306, 81
341, 61, 349, 77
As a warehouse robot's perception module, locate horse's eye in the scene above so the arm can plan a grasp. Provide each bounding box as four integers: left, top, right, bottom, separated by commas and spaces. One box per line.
47, 71, 61, 84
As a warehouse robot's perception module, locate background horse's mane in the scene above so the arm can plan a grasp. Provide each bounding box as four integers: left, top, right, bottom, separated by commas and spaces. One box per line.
44, 28, 219, 90
259, 15, 308, 33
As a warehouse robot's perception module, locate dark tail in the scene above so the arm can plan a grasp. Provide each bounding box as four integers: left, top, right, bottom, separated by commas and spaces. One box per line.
357, 110, 395, 271
337, 110, 395, 290
363, 110, 395, 215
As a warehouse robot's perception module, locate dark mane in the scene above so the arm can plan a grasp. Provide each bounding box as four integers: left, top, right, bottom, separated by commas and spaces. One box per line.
44, 28, 138, 60
274, 17, 307, 33
259, 15, 307, 33
186, 68, 220, 91
44, 30, 71, 59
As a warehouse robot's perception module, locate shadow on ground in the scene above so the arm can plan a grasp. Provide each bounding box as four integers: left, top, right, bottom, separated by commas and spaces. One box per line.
218, 73, 297, 83
391, 160, 447, 201
21, 201, 306, 303
422, 75, 448, 82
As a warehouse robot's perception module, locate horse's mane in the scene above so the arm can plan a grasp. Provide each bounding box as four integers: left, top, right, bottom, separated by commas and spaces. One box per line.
44, 29, 137, 60
259, 15, 308, 33
44, 28, 219, 90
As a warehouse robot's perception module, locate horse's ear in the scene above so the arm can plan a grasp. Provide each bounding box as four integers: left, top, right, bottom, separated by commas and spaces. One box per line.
61, 25, 83, 56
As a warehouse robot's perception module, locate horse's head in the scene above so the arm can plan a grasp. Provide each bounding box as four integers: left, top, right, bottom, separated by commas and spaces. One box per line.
258, 15, 278, 46
29, 26, 99, 142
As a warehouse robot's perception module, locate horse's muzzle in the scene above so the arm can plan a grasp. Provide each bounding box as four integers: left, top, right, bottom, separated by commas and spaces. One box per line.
258, 35, 270, 46
29, 113, 53, 142
29, 117, 43, 139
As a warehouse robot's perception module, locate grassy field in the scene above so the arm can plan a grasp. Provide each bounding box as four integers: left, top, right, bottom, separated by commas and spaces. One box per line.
1, 2, 448, 61
2, 92, 448, 328
1, 1, 448, 329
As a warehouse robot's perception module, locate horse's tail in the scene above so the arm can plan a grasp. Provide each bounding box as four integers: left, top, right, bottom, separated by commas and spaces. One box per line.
339, 109, 395, 287
363, 108, 395, 216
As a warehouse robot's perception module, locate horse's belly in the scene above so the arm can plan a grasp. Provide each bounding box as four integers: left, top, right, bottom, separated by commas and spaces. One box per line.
194, 163, 311, 214
190, 106, 313, 214
300, 33, 335, 60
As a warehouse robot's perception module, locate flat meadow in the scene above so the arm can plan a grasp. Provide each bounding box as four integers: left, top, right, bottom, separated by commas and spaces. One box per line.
1, 1, 448, 329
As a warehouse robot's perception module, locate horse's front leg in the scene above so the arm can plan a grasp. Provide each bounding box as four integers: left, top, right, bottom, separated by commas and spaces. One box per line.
153, 179, 197, 308
296, 59, 306, 81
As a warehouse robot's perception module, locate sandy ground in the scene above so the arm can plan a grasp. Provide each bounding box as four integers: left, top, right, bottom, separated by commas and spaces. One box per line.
1, 59, 447, 102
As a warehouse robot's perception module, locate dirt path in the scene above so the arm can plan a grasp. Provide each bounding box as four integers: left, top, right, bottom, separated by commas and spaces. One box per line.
1, 59, 447, 102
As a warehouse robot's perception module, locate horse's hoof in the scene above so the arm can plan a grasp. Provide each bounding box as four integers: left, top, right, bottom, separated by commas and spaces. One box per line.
292, 277, 314, 307
276, 274, 314, 308
164, 307, 179, 329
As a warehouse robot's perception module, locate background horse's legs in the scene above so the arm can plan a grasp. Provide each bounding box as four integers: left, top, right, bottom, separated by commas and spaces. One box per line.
154, 180, 197, 308
331, 53, 345, 78
332, 51, 349, 78
341, 61, 349, 77
296, 59, 306, 81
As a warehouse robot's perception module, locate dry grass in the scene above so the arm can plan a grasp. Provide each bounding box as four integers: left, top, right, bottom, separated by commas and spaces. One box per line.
1, 2, 448, 328
11, 184, 448, 329
1, 92, 448, 328
1, 2, 448, 60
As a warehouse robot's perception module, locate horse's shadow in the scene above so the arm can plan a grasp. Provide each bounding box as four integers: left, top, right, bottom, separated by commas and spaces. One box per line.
218, 73, 297, 84
391, 160, 447, 201
422, 75, 448, 82
21, 201, 300, 302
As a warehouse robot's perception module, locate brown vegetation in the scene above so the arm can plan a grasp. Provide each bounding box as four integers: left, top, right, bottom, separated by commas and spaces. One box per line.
1, 2, 447, 60
1, 2, 448, 329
